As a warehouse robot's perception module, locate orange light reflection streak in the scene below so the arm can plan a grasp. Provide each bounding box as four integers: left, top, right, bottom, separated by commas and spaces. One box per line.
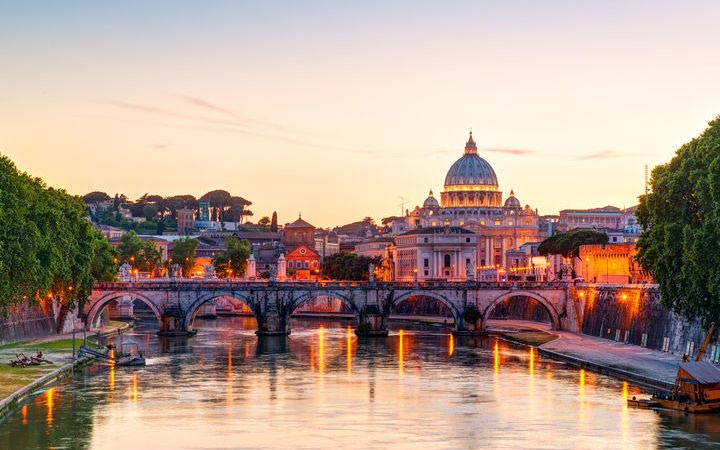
131, 372, 138, 403
398, 330, 404, 374
346, 326, 353, 375
21, 404, 27, 425
46, 387, 55, 426
319, 326, 325, 374
448, 333, 454, 357
227, 343, 233, 408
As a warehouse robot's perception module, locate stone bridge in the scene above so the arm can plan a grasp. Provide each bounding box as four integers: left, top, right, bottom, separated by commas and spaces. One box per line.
86, 280, 578, 337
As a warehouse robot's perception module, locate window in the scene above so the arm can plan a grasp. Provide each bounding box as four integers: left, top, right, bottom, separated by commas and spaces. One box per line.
304, 261, 309, 269
288, 261, 294, 269
424, 258, 429, 267
466, 258, 471, 265
424, 238, 428, 243
466, 238, 470, 243
444, 254, 451, 267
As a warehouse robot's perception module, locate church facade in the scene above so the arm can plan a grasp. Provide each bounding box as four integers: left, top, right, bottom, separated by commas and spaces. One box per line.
391, 132, 540, 280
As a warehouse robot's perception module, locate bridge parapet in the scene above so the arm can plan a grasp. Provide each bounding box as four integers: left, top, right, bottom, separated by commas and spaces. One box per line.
88, 279, 598, 337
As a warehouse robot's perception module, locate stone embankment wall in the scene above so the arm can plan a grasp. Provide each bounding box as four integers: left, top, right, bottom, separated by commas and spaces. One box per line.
575, 285, 716, 359
0, 300, 57, 345
0, 299, 79, 345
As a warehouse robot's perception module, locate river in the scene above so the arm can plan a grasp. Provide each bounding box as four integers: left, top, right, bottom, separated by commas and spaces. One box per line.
1, 317, 720, 449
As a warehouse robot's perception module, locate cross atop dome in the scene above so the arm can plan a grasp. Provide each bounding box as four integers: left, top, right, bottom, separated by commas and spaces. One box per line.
464, 131, 477, 154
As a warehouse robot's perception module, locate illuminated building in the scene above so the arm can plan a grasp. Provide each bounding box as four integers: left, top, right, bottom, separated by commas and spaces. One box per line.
577, 243, 651, 284
394, 132, 540, 268
392, 226, 477, 282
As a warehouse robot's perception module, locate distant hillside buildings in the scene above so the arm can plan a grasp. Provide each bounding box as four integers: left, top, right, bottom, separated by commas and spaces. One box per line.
86, 133, 644, 283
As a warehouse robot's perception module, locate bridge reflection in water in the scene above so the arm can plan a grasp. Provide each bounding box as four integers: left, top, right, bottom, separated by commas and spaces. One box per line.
1, 317, 718, 449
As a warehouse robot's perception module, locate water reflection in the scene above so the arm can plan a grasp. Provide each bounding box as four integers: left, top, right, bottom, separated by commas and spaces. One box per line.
46, 387, 54, 426
346, 326, 353, 375
1, 317, 719, 449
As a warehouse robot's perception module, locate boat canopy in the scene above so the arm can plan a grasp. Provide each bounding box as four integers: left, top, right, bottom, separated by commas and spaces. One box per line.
679, 361, 720, 384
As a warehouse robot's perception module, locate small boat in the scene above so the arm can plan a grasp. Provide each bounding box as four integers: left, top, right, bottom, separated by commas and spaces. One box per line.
628, 323, 720, 414
115, 339, 146, 367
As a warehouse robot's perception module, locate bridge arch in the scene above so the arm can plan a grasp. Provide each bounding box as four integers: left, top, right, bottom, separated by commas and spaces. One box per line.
184, 292, 258, 330
290, 291, 360, 316
85, 291, 163, 329
391, 291, 461, 324
483, 291, 561, 329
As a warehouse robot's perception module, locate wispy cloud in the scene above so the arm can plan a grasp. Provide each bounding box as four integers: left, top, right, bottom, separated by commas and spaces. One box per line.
177, 95, 286, 132
101, 97, 378, 156
575, 150, 628, 160
484, 148, 536, 156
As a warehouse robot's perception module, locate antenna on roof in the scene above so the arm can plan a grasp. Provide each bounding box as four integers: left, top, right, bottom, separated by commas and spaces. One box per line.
398, 196, 408, 216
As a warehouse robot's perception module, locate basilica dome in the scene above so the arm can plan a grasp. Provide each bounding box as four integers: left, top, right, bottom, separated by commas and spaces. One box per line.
423, 190, 439, 209
443, 132, 499, 190
504, 190, 521, 209
440, 132, 502, 209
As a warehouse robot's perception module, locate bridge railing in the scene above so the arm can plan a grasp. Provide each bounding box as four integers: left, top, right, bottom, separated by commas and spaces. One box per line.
93, 279, 571, 290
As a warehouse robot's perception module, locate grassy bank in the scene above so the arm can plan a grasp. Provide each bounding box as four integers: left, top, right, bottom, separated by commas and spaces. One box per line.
0, 322, 128, 401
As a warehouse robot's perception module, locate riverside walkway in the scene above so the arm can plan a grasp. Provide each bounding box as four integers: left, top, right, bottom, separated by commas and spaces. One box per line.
489, 319, 680, 390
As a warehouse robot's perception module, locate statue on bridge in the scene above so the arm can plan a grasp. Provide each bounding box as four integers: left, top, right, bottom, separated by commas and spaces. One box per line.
203, 264, 216, 279
368, 263, 375, 282
118, 263, 132, 282
170, 263, 182, 279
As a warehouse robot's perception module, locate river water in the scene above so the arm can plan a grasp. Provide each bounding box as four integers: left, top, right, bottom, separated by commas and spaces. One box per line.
2, 317, 720, 449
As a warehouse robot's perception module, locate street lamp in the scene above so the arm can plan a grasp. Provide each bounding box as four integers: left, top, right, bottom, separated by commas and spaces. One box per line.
413, 267, 418, 284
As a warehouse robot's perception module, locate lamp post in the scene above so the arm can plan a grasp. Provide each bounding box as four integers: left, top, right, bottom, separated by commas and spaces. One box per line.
413, 267, 418, 284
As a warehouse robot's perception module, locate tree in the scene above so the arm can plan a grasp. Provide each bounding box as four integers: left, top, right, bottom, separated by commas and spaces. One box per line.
258, 216, 271, 227
212, 237, 251, 278
538, 230, 608, 258
321, 253, 382, 280
636, 116, 720, 324
90, 232, 119, 282
270, 211, 278, 232
116, 231, 162, 272
83, 191, 111, 204
0, 156, 117, 312
171, 237, 200, 277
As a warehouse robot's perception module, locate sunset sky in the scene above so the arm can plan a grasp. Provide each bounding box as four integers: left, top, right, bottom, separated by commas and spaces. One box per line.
2, 1, 719, 227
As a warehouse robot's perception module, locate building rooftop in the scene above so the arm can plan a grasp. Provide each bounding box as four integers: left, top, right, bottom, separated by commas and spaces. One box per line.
401, 226, 475, 236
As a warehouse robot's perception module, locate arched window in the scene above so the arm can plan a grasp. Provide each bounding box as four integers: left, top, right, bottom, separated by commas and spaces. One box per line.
444, 254, 451, 267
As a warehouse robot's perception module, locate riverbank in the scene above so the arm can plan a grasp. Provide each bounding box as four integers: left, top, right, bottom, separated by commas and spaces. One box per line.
487, 319, 679, 391
0, 321, 130, 419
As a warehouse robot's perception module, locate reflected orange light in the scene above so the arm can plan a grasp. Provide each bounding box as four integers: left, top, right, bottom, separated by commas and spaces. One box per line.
579, 369, 586, 397
131, 372, 138, 403
493, 340, 500, 374
346, 326, 353, 375
448, 333, 455, 357
398, 329, 405, 374
621, 381, 629, 444
529, 347, 535, 377
245, 342, 249, 359
46, 387, 55, 426
21, 404, 27, 425
227, 343, 233, 408
310, 334, 315, 372
228, 343, 233, 375
318, 326, 325, 374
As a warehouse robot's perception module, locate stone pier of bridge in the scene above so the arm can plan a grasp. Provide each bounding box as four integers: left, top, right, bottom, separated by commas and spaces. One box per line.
85, 280, 579, 337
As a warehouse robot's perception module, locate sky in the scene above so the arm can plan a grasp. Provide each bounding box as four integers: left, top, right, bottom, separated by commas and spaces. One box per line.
1, 1, 719, 228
